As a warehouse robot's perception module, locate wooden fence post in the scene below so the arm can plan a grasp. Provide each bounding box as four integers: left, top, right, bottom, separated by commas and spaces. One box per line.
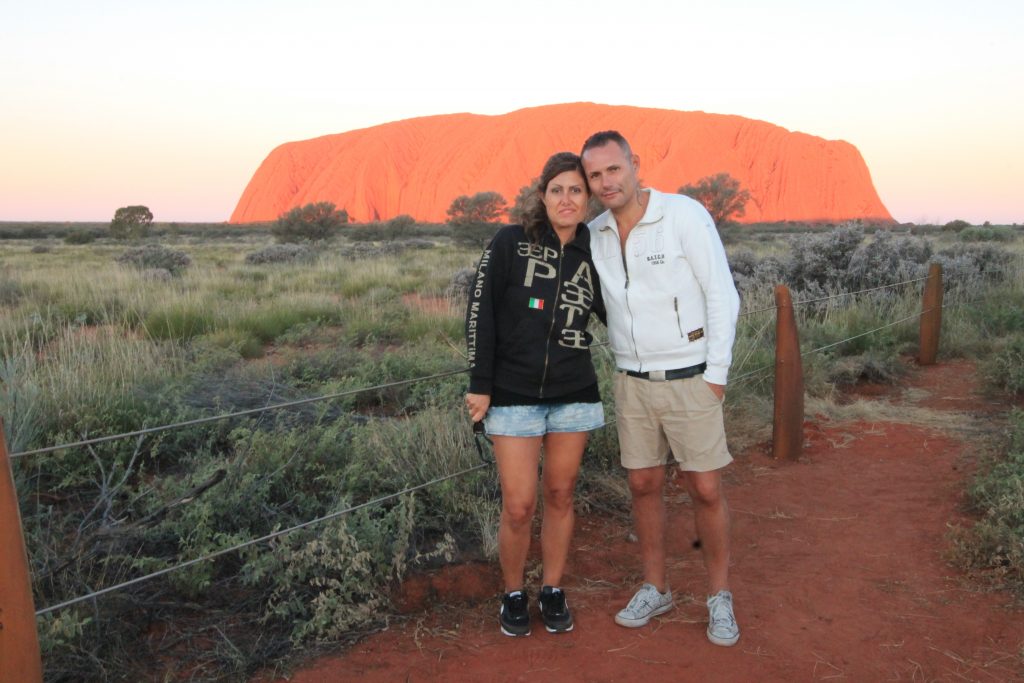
918, 263, 943, 365
772, 285, 804, 461
0, 419, 44, 682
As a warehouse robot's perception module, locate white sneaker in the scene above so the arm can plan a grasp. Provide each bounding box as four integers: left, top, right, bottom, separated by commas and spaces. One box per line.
706, 590, 740, 646
614, 583, 674, 628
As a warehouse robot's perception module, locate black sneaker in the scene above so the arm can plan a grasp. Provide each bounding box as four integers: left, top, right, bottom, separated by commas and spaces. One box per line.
499, 590, 531, 637
539, 585, 574, 633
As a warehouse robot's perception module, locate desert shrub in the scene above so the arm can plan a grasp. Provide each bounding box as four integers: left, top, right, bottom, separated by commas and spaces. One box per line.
726, 248, 758, 279
64, 229, 96, 245
784, 224, 864, 291
115, 244, 191, 275
981, 335, 1024, 396
402, 238, 434, 250
826, 350, 905, 386
958, 226, 1017, 243
346, 221, 451, 242
943, 219, 971, 232
452, 222, 501, 250
339, 242, 406, 259
934, 243, 1015, 287
245, 243, 317, 265
844, 230, 931, 289
953, 409, 1024, 592
31, 244, 52, 254
271, 202, 348, 243
726, 248, 789, 292
447, 266, 477, 300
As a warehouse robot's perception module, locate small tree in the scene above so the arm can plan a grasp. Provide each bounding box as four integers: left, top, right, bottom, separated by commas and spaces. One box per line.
446, 191, 507, 226
109, 205, 153, 239
678, 173, 751, 228
271, 202, 349, 243
943, 219, 971, 232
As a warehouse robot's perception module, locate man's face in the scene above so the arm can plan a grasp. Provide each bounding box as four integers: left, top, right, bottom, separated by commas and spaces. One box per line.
581, 141, 640, 212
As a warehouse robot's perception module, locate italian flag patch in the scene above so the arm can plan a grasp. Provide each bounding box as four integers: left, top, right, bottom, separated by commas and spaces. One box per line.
528, 298, 544, 310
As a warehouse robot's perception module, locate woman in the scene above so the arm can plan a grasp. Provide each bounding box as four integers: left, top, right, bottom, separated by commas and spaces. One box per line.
465, 151, 605, 637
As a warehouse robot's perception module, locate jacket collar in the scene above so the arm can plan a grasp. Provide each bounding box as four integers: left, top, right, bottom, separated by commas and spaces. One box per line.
594, 188, 664, 235
543, 221, 592, 254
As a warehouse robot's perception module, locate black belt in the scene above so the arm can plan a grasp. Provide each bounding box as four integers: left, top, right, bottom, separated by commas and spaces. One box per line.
623, 363, 706, 382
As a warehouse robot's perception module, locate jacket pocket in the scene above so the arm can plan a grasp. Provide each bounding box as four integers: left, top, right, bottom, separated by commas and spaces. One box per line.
674, 297, 685, 338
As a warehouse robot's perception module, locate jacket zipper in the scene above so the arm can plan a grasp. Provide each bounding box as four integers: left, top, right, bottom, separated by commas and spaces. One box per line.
674, 297, 685, 337
538, 245, 564, 398
622, 234, 642, 370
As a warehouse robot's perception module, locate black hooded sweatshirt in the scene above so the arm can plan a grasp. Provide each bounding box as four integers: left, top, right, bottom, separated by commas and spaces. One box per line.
465, 222, 605, 399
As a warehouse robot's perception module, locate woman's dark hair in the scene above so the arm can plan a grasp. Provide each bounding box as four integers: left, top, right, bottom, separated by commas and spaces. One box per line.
522, 152, 589, 243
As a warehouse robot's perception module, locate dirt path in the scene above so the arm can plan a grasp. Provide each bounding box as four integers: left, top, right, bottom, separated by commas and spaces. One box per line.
270, 360, 1023, 682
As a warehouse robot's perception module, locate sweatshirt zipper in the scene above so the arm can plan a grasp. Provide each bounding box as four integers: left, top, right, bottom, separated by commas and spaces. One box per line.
538, 245, 564, 398
621, 234, 642, 370
674, 297, 685, 337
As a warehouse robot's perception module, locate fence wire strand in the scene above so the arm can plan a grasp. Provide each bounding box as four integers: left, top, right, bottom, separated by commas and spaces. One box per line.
790, 276, 930, 307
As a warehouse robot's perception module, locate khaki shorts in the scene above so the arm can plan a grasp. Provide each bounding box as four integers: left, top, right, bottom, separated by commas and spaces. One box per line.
612, 372, 733, 472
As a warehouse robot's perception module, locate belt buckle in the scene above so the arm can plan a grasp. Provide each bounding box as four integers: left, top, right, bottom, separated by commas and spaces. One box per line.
648, 369, 666, 382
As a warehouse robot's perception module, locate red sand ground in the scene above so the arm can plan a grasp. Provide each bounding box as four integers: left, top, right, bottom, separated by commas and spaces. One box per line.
268, 360, 1023, 682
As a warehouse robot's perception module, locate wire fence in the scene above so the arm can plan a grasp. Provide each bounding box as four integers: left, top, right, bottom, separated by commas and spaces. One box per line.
34, 460, 488, 616
6, 267, 1008, 616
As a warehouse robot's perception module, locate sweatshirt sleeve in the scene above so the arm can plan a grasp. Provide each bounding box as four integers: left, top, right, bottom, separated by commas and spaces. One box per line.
465, 230, 509, 395
681, 204, 740, 385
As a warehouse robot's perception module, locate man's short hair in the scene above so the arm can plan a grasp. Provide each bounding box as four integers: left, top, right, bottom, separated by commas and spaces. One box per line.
581, 130, 633, 158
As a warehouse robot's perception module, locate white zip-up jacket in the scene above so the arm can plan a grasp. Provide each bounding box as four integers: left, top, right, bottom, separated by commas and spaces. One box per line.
588, 189, 740, 385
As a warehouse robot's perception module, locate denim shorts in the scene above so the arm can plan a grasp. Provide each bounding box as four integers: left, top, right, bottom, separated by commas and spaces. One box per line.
484, 402, 605, 437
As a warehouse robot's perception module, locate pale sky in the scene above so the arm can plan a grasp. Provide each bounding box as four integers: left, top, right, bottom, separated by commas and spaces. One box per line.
1, 0, 1021, 225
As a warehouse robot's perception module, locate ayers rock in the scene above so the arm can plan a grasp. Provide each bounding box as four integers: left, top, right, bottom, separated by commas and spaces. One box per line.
231, 103, 892, 224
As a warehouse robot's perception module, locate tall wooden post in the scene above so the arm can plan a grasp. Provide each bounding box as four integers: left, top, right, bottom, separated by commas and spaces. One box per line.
0, 419, 44, 682
918, 263, 943, 366
772, 285, 804, 461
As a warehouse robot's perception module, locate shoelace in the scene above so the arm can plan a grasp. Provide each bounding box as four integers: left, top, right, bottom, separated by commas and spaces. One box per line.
506, 593, 527, 612
544, 590, 566, 615
627, 588, 660, 612
708, 595, 735, 628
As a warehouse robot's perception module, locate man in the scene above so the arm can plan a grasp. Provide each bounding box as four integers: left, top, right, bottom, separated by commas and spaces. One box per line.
580, 130, 741, 646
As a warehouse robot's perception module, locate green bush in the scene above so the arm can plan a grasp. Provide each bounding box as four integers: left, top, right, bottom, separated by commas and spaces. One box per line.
943, 218, 971, 232
271, 202, 348, 243
958, 226, 1017, 243
981, 335, 1024, 396
115, 244, 191, 274
245, 243, 317, 265
452, 221, 501, 249
64, 229, 97, 245
953, 409, 1024, 592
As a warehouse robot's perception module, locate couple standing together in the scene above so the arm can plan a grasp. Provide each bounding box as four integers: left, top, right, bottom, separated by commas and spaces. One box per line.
465, 131, 741, 645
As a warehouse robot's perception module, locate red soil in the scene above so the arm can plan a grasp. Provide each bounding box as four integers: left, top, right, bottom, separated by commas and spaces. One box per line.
268, 360, 1023, 682
230, 103, 893, 225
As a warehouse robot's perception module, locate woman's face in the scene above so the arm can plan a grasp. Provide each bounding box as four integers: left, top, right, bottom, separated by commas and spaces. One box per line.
542, 169, 589, 231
